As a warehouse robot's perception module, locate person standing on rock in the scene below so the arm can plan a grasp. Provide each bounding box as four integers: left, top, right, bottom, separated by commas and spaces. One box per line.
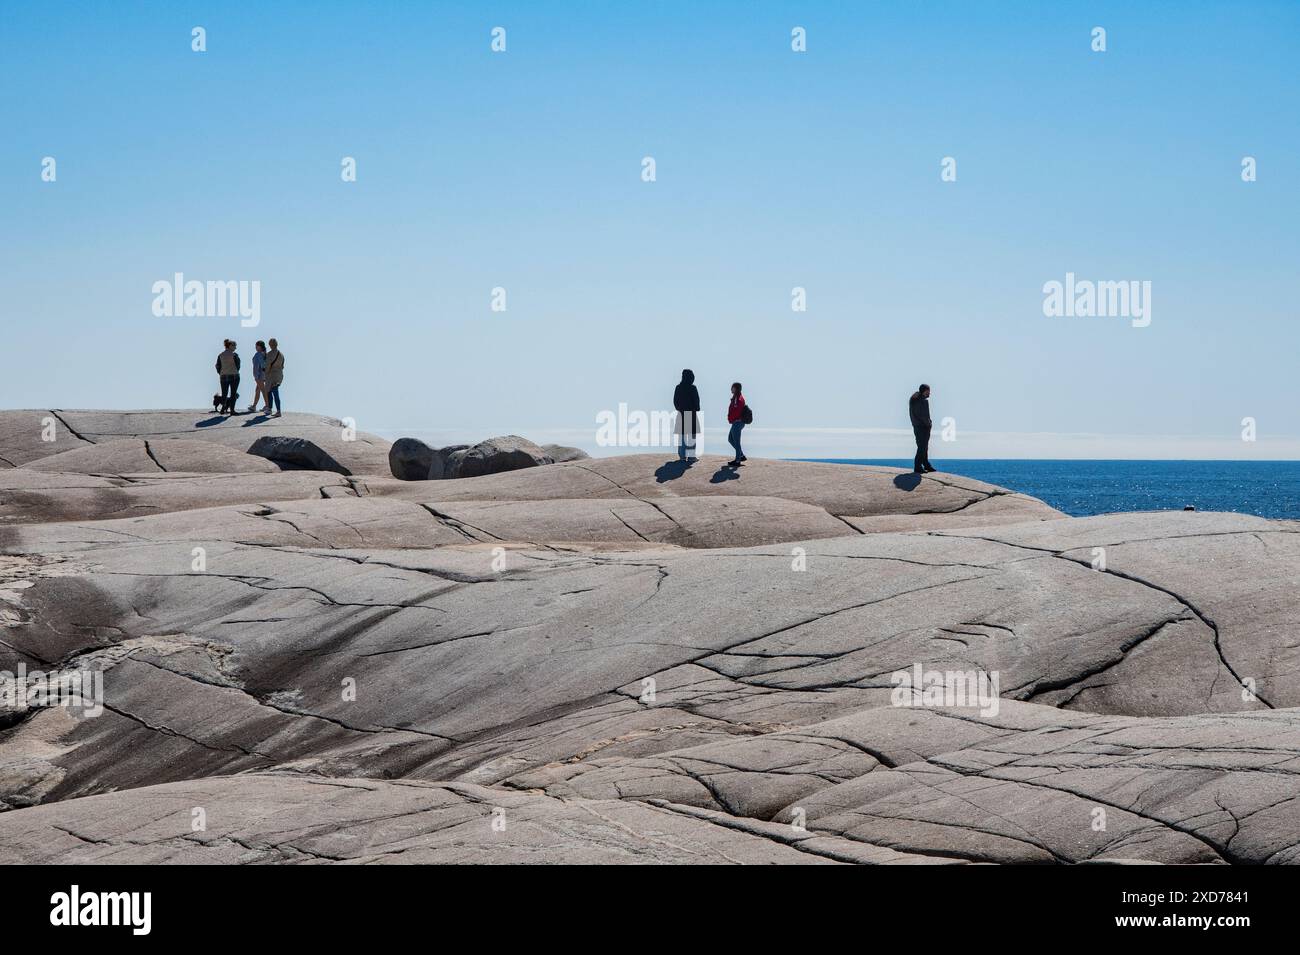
909, 383, 935, 473
264, 338, 284, 418
673, 369, 701, 461
247, 340, 269, 413
726, 382, 747, 467
216, 340, 241, 414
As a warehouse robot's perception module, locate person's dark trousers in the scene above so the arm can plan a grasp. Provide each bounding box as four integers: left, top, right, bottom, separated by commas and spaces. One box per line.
220, 374, 240, 403
728, 421, 745, 461
678, 412, 697, 460
267, 386, 282, 414
913, 426, 931, 472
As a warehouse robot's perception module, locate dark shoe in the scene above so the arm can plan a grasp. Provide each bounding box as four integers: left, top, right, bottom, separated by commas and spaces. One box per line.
924, 466, 937, 473
737, 455, 747, 462
913, 468, 925, 474
726, 459, 740, 467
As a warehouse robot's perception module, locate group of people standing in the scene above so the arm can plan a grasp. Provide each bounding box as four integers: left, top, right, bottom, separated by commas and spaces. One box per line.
216, 338, 285, 416
673, 371, 938, 474
673, 369, 750, 467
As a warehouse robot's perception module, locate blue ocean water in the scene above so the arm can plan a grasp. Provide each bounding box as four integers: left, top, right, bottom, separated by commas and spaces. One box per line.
806, 460, 1300, 519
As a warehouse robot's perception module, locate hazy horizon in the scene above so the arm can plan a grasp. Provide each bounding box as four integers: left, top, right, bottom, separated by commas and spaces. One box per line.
375, 423, 1300, 461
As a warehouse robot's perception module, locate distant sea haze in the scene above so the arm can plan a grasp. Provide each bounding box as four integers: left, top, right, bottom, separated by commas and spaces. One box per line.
811, 460, 1300, 520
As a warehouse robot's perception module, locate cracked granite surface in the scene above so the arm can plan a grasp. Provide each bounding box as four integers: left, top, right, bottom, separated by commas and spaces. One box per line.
0, 411, 1296, 863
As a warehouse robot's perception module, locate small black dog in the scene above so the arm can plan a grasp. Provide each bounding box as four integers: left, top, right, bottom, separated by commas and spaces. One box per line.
212, 391, 239, 415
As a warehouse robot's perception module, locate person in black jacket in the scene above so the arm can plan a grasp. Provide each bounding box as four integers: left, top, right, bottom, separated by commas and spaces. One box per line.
909, 384, 935, 473
673, 369, 701, 461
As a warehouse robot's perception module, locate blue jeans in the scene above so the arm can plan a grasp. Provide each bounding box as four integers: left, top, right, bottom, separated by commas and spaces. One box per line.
267, 385, 281, 413
728, 421, 744, 460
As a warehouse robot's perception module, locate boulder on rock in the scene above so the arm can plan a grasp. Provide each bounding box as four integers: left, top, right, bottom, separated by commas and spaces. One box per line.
448, 435, 552, 479
429, 444, 469, 480
388, 436, 578, 480
388, 438, 435, 481
542, 444, 590, 463
248, 436, 351, 475
388, 440, 472, 480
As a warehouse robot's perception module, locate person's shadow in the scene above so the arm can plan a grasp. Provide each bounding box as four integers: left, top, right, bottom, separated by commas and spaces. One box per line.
654, 459, 693, 483
194, 416, 226, 428
893, 473, 922, 491
710, 464, 740, 484
242, 414, 271, 426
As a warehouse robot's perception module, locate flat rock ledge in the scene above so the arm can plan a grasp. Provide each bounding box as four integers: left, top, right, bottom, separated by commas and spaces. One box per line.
0, 410, 1295, 865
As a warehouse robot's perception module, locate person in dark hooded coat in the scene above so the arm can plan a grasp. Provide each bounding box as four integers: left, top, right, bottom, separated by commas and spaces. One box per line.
673, 369, 701, 460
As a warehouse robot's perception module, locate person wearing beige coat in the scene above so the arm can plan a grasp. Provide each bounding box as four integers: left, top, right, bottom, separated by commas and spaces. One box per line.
263, 338, 284, 417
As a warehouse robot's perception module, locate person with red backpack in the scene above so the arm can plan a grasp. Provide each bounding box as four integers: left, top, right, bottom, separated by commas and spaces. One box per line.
726, 381, 749, 467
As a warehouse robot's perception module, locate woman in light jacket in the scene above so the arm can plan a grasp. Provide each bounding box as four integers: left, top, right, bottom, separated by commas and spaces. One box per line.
247, 341, 268, 413
263, 338, 285, 417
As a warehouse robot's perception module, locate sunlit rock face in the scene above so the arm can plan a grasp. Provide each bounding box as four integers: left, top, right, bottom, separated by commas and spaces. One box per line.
2, 410, 1295, 864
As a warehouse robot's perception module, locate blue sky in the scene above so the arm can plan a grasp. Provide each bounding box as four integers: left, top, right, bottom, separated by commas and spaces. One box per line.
3, 1, 1298, 457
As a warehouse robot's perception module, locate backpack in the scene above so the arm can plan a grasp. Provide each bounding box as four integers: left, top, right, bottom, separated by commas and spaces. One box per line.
741, 403, 753, 425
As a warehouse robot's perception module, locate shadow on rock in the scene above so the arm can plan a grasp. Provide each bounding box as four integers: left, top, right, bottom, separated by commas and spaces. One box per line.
654, 460, 694, 483
893, 473, 922, 491
248, 436, 351, 475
